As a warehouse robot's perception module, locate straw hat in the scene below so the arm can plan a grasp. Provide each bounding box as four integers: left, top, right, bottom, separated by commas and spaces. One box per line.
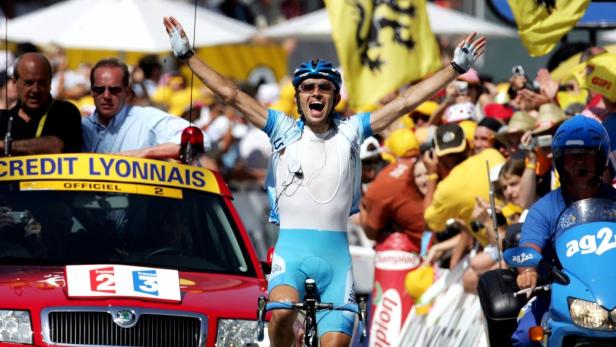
495, 111, 536, 145
532, 103, 568, 134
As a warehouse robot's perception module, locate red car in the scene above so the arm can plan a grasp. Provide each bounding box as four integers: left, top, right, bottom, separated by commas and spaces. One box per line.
0, 153, 269, 347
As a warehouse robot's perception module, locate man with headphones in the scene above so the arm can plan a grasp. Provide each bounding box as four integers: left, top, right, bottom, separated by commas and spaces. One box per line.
164, 16, 485, 347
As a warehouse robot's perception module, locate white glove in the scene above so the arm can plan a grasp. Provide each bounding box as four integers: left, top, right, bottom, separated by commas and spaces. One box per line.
451, 43, 478, 74
169, 27, 192, 59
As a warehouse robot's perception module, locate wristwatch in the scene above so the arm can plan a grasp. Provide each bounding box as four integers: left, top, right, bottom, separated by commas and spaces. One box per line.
178, 49, 195, 61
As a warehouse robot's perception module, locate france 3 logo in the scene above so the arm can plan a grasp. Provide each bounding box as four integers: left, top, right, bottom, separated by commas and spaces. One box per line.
132, 269, 160, 296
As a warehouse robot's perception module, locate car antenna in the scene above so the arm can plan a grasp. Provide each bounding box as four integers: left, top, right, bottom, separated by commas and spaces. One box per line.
179, 0, 204, 165
3, 15, 12, 157
487, 161, 503, 268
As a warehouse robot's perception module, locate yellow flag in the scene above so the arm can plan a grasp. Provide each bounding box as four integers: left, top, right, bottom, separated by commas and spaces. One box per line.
583, 53, 616, 102
325, 0, 441, 110
508, 0, 590, 57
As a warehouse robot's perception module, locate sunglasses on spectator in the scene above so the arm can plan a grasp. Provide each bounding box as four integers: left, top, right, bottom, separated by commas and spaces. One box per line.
91, 85, 124, 95
298, 81, 335, 93
558, 83, 575, 92
412, 113, 431, 123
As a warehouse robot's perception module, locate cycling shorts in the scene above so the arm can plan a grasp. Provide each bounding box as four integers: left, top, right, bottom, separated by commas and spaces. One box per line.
268, 228, 356, 337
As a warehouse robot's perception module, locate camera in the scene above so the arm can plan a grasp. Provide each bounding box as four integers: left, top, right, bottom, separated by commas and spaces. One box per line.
487, 209, 508, 227
436, 218, 461, 242
6, 211, 29, 224
531, 134, 553, 148
511, 65, 526, 77
455, 81, 469, 95
519, 134, 553, 151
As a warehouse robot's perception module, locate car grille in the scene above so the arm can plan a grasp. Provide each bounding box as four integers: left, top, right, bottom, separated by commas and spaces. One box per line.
42, 307, 206, 347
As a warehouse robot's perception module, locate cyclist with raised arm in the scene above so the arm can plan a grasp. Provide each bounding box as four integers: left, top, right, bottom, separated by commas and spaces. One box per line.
163, 16, 485, 347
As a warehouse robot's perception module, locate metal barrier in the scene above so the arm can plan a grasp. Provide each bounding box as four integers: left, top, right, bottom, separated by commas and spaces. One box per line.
396, 256, 488, 347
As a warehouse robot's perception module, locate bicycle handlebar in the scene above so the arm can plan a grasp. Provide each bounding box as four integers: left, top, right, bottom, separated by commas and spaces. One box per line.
256, 297, 367, 343
266, 301, 361, 312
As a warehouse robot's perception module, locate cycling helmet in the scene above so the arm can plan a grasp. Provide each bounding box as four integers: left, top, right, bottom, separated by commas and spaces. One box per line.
552, 115, 610, 178
292, 59, 342, 92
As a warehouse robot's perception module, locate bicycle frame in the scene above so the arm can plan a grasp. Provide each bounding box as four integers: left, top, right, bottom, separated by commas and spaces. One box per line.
256, 278, 367, 346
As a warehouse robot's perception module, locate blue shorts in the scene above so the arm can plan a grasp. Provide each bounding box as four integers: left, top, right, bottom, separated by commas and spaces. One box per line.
268, 229, 356, 337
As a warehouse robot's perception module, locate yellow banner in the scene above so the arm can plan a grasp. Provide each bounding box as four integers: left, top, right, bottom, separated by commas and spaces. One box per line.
583, 53, 616, 103
508, 0, 590, 57
0, 154, 221, 195
20, 181, 184, 199
326, 0, 441, 110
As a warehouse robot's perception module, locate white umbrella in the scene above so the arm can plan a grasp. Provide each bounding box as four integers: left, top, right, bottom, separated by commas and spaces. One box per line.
261, 4, 516, 40
600, 29, 616, 42
4, 0, 256, 52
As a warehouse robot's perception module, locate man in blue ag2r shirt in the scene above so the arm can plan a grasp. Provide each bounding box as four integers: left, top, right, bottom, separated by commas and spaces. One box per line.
513, 115, 616, 346
164, 16, 485, 347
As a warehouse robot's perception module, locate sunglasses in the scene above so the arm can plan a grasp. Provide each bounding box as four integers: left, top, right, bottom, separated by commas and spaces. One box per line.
412, 113, 431, 123
298, 81, 335, 93
91, 85, 124, 95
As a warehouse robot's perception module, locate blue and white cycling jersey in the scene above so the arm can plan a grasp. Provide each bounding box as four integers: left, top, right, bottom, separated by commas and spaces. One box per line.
261, 109, 372, 336
262, 109, 372, 226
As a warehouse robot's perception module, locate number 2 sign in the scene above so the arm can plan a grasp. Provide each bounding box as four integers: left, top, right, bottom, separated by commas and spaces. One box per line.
89, 266, 116, 293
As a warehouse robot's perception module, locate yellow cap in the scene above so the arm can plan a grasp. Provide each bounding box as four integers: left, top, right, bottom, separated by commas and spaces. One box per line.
556, 89, 589, 110
502, 203, 524, 219
405, 265, 434, 299
458, 120, 478, 149
384, 128, 420, 159
494, 82, 511, 104
401, 114, 415, 129
411, 101, 439, 118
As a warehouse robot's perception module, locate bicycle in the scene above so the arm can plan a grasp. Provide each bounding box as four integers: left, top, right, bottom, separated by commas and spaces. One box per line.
256, 278, 368, 346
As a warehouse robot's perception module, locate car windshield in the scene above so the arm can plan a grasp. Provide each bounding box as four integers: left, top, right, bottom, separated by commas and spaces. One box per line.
0, 183, 255, 276
555, 198, 616, 239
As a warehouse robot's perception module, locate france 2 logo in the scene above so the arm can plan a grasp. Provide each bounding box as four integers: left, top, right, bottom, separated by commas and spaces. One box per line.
132, 270, 159, 296
89, 266, 116, 294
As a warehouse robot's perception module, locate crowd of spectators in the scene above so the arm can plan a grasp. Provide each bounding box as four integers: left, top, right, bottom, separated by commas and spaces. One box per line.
354, 43, 616, 303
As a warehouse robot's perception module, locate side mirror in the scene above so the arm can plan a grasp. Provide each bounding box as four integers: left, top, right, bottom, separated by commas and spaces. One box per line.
504, 247, 542, 268
261, 246, 275, 275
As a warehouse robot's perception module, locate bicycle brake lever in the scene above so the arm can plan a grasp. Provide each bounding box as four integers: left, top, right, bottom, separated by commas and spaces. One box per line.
256, 296, 267, 341
358, 297, 367, 342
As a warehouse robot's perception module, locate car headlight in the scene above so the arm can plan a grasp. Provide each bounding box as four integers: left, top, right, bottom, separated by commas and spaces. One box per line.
0, 310, 33, 344
216, 319, 269, 346
569, 298, 609, 329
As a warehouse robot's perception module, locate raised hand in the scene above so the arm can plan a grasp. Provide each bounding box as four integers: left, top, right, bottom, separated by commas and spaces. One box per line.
163, 16, 192, 59
451, 32, 487, 74
535, 68, 558, 101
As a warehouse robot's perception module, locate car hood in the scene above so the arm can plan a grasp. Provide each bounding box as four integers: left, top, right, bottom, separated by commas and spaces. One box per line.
0, 265, 266, 319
